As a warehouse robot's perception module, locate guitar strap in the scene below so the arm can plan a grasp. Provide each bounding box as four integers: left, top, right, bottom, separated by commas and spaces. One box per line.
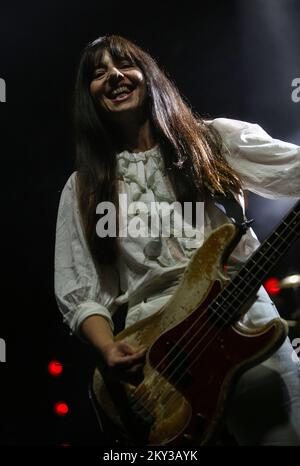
210, 190, 254, 235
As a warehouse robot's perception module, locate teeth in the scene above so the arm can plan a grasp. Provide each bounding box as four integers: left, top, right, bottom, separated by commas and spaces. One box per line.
110, 86, 131, 97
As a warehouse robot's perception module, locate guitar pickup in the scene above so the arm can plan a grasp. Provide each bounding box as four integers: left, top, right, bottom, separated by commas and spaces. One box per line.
128, 395, 155, 427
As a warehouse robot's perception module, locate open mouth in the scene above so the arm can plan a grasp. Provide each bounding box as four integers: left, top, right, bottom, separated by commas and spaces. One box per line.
107, 85, 134, 101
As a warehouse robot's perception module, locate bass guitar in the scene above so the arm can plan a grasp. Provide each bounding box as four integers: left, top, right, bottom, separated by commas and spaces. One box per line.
92, 200, 299, 445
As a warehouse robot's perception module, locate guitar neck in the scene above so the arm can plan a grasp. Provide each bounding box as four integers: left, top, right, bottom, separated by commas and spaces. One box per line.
214, 200, 300, 321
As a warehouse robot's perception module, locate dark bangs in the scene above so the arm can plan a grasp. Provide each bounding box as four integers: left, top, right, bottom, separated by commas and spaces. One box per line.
84, 35, 140, 82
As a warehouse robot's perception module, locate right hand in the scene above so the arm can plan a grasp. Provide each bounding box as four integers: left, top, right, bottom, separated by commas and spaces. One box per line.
100, 340, 147, 385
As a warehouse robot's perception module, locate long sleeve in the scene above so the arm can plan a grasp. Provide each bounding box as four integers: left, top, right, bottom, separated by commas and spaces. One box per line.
209, 118, 300, 198
54, 172, 120, 335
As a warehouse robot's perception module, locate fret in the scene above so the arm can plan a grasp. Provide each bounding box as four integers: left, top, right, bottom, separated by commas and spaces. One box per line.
282, 220, 296, 230
210, 201, 300, 323
273, 231, 289, 244
252, 262, 268, 273
214, 280, 257, 312
238, 267, 258, 281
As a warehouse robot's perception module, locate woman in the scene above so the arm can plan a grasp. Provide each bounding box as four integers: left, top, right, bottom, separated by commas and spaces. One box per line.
55, 35, 300, 445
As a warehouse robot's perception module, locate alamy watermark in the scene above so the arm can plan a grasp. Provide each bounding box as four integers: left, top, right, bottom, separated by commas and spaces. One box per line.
0, 337, 6, 362
1, 77, 6, 359
95, 194, 204, 247
0, 77, 6, 103
291, 337, 300, 363
291, 78, 300, 103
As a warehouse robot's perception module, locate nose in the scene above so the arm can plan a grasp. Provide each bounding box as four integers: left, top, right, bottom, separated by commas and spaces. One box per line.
107, 66, 124, 84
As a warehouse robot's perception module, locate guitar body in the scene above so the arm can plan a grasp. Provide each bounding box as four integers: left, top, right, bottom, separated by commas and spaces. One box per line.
92, 223, 288, 445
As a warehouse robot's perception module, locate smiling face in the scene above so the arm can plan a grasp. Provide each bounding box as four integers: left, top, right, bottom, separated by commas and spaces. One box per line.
90, 50, 148, 121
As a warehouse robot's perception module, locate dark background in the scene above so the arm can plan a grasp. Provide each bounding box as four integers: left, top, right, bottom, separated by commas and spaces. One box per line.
0, 0, 299, 446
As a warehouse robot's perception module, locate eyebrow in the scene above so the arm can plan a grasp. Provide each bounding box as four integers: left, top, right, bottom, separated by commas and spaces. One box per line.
94, 64, 107, 69
95, 56, 133, 67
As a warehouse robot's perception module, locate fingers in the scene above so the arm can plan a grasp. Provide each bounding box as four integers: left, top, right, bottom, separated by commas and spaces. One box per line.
114, 348, 146, 366
103, 341, 147, 384
118, 341, 146, 356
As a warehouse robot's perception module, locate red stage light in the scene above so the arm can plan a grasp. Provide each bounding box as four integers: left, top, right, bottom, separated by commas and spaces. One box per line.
48, 360, 63, 377
264, 277, 281, 296
54, 402, 69, 416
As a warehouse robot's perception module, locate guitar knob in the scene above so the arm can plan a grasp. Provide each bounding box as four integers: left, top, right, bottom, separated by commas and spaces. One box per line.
182, 433, 193, 445
196, 412, 206, 431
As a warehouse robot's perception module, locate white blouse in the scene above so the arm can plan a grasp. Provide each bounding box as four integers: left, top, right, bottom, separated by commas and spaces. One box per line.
54, 118, 300, 335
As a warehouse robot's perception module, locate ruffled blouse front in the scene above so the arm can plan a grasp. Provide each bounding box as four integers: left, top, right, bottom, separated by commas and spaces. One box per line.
116, 144, 205, 265
54, 118, 300, 334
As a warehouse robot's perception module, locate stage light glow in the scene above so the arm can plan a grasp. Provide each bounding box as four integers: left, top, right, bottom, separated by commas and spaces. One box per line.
264, 277, 281, 296
54, 402, 69, 416
48, 360, 63, 376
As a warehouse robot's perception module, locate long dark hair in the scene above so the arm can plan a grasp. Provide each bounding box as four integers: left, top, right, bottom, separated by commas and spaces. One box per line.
74, 35, 242, 265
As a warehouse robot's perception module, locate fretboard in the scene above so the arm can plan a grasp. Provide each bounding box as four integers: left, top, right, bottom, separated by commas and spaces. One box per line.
212, 200, 300, 323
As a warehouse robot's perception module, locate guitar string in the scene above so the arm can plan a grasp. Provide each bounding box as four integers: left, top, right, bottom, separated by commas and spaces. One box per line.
131, 213, 299, 413
130, 211, 299, 415
144, 216, 299, 415
134, 215, 299, 414
152, 208, 299, 383
137, 217, 299, 418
